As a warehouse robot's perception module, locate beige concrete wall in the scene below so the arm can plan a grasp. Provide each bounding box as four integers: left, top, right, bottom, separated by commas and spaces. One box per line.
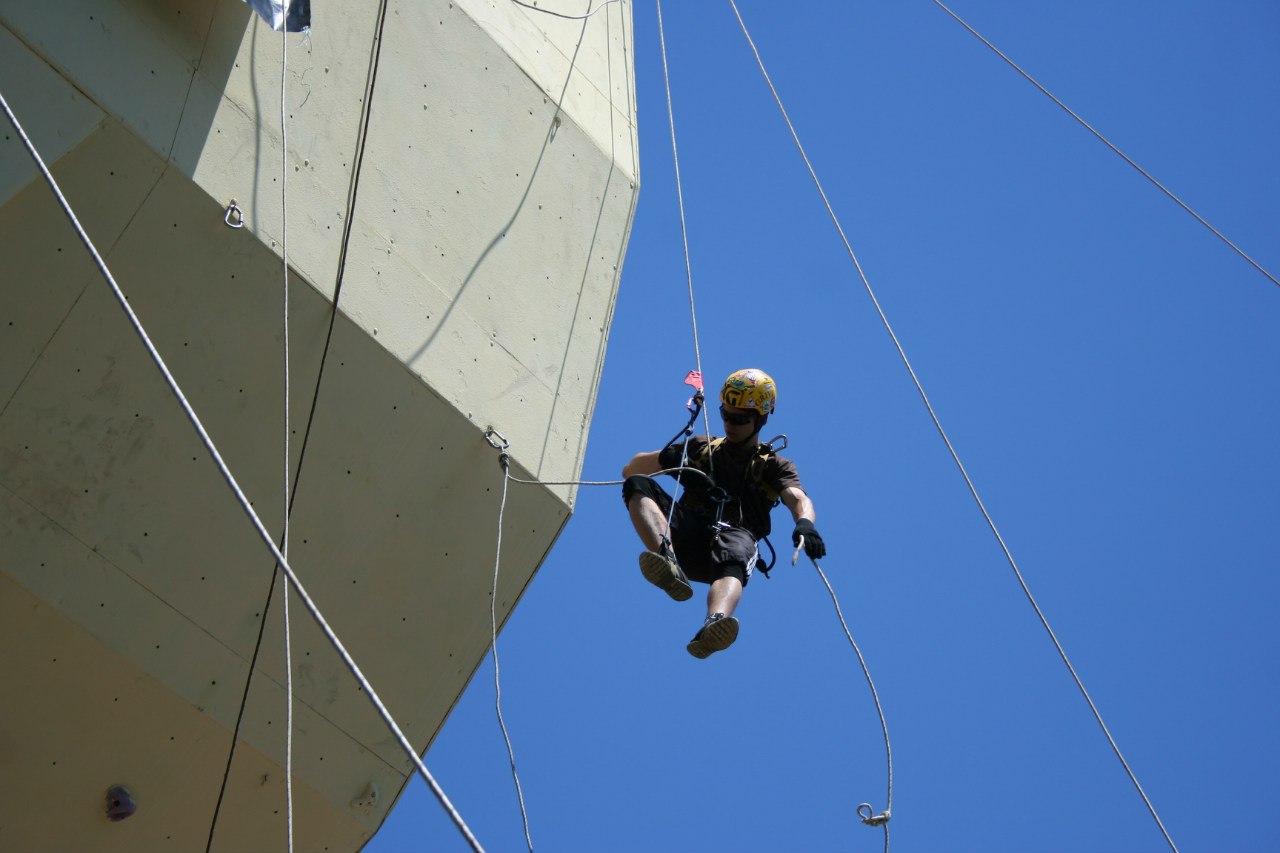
192, 0, 639, 495
3, 0, 638, 490
0, 0, 637, 849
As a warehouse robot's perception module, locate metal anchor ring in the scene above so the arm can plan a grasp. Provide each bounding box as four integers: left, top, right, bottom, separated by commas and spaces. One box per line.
224, 200, 244, 229
484, 427, 509, 450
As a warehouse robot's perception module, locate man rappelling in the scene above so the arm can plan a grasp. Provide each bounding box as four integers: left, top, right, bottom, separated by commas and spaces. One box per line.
621, 369, 827, 658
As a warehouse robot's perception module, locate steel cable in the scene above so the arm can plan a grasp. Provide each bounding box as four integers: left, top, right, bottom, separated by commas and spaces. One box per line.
726, 3, 1179, 851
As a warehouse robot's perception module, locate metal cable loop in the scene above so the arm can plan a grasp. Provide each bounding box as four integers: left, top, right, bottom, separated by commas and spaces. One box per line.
726, 4, 1179, 850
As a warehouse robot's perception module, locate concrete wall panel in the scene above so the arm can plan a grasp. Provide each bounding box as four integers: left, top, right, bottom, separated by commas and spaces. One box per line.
460, 0, 639, 181
185, 1, 378, 297
0, 120, 164, 419
0, 1, 634, 848
0, 22, 106, 206
0, 574, 378, 853
0, 0, 225, 160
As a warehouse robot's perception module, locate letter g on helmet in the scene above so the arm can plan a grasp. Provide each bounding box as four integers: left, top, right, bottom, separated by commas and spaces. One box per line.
720, 368, 777, 414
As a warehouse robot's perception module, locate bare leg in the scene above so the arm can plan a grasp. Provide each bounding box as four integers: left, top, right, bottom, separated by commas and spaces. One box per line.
631, 495, 693, 602
628, 495, 671, 553
707, 576, 743, 618
688, 577, 744, 658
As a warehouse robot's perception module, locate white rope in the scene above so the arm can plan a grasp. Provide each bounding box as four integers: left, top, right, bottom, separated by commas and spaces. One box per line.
0, 86, 488, 853
280, 24, 296, 853
654, 0, 716, 463
490, 453, 535, 853
726, 4, 1179, 851
800, 548, 892, 852
930, 0, 1277, 290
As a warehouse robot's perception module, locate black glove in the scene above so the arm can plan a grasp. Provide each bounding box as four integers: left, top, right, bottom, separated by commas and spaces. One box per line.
792, 518, 826, 559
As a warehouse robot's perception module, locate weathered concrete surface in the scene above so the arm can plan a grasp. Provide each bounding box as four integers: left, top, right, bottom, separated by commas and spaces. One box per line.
0, 0, 637, 849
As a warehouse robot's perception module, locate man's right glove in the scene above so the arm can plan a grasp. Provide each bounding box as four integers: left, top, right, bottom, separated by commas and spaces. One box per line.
792, 518, 826, 560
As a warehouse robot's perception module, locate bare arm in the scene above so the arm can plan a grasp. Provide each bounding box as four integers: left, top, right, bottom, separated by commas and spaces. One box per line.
780, 485, 815, 523
622, 450, 663, 479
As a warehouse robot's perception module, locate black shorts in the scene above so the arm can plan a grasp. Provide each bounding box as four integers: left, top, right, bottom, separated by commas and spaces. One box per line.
623, 475, 757, 587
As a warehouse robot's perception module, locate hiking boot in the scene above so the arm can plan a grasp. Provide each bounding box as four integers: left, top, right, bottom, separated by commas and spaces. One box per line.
686, 613, 739, 659
638, 544, 693, 602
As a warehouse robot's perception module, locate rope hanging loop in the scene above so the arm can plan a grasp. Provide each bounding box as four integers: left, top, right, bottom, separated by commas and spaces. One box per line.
858, 803, 891, 827
224, 200, 244, 229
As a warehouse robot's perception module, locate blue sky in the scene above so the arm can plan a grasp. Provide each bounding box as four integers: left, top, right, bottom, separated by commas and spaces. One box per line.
368, 2, 1278, 851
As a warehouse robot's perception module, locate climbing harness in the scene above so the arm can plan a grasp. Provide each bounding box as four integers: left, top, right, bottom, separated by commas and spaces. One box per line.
490, 396, 890, 849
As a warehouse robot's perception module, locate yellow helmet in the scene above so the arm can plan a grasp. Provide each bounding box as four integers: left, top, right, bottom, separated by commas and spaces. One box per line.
720, 368, 777, 415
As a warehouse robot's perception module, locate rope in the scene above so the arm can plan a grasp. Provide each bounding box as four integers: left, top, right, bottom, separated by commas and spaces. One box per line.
282, 575, 295, 847
929, 0, 1278, 290
280, 24, 296, 853
209, 0, 394, 844
654, 0, 715, 463
487, 440, 536, 853
0, 85, 488, 853
507, 452, 892, 842
206, 21, 305, 848
207, 580, 282, 849
799, 547, 892, 852
726, 4, 1180, 851
508, 0, 624, 21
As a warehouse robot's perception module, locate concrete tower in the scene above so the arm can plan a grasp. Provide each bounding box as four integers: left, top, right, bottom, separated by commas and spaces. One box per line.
0, 0, 637, 849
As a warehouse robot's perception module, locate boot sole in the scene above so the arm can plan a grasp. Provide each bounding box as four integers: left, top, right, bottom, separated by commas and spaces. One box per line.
639, 551, 693, 602
687, 616, 739, 659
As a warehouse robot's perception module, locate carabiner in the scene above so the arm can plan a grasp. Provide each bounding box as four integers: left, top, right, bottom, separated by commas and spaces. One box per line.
224, 200, 244, 229
484, 427, 510, 450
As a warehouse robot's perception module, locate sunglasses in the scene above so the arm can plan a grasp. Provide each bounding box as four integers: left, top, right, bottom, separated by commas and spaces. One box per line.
719, 406, 757, 426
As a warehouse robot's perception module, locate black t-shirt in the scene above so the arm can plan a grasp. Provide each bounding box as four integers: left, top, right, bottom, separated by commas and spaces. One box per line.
658, 435, 803, 539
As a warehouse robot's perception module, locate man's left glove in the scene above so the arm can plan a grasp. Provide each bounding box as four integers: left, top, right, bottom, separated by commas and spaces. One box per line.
792, 518, 826, 559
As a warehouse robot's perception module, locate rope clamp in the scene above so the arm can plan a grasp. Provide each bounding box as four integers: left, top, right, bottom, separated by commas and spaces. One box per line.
224, 200, 244, 229
857, 803, 890, 827
484, 427, 509, 451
